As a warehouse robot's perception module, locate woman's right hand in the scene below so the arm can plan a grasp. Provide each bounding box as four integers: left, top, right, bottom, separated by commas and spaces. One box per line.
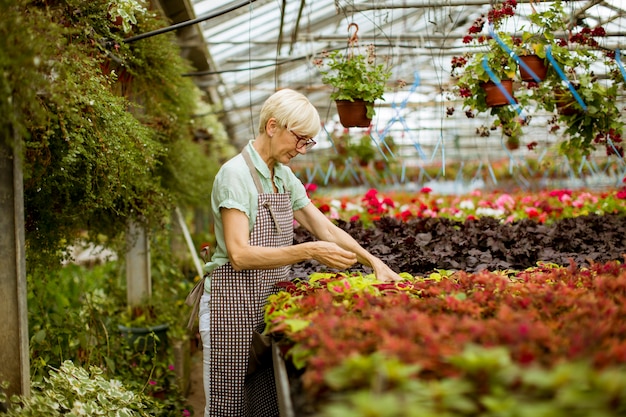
310, 241, 358, 270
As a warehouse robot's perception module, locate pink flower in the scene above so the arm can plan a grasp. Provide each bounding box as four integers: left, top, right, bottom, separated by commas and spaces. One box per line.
149, 380, 157, 386
495, 194, 515, 209
183, 410, 191, 417
168, 365, 175, 371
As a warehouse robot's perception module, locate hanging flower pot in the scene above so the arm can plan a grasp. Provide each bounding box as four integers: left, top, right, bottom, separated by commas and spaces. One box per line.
554, 88, 581, 116
335, 100, 372, 128
505, 136, 520, 150
519, 55, 549, 82
480, 80, 514, 107
316, 23, 391, 127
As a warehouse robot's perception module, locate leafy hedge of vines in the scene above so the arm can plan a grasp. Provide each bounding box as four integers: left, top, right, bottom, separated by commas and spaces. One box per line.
1, 0, 229, 271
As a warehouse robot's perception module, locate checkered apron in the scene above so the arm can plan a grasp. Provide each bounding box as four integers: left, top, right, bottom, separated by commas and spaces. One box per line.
207, 148, 293, 416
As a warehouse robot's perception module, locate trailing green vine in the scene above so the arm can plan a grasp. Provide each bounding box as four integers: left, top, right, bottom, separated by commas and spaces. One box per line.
0, 0, 230, 270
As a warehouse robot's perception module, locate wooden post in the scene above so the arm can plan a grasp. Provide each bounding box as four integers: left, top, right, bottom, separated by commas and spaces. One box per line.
0, 131, 30, 399
125, 220, 151, 306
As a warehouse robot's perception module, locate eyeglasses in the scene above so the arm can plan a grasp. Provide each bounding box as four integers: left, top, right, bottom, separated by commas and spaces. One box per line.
288, 129, 316, 151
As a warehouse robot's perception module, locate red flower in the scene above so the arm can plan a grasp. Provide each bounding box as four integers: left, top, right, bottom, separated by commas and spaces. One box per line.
420, 187, 432, 194
382, 197, 395, 208
304, 183, 318, 194
319, 204, 331, 213
364, 188, 379, 200
525, 207, 540, 218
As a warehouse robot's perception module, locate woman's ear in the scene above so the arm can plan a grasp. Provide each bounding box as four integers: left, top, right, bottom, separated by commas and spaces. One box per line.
265, 117, 277, 137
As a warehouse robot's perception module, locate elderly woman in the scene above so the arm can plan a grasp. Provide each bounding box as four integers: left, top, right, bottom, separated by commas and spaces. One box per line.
195, 88, 400, 416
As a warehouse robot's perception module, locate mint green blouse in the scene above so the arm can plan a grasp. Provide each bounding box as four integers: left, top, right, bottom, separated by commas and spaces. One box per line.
203, 140, 310, 291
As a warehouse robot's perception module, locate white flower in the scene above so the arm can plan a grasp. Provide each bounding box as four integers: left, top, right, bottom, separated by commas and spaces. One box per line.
476, 207, 505, 218
459, 200, 475, 210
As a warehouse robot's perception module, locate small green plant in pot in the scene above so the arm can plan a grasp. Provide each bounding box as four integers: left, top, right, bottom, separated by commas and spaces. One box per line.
315, 23, 391, 127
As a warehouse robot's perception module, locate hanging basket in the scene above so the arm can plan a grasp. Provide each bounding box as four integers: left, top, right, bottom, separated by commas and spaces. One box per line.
554, 88, 582, 116
336, 99, 372, 128
519, 55, 549, 82
480, 80, 514, 107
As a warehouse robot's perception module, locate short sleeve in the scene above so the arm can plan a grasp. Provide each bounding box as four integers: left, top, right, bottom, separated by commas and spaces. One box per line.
211, 154, 258, 227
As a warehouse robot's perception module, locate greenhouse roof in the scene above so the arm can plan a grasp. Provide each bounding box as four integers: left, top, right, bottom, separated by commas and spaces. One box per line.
157, 0, 626, 164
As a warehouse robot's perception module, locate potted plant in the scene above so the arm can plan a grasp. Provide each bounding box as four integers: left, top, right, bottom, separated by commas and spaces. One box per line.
451, 0, 624, 156
450, 0, 522, 143
529, 0, 624, 156
118, 301, 171, 354
350, 135, 377, 167
315, 23, 392, 127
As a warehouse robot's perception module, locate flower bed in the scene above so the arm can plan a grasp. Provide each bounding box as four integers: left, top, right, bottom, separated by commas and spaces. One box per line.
308, 186, 626, 225
294, 186, 626, 278
266, 263, 626, 416
272, 185, 626, 415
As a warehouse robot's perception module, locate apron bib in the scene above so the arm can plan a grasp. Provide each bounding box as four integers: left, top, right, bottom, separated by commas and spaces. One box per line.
207, 148, 294, 416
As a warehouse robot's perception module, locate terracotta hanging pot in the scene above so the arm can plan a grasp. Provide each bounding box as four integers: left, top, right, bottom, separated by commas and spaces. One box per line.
335, 100, 372, 128
505, 136, 520, 150
519, 55, 549, 82
480, 80, 514, 107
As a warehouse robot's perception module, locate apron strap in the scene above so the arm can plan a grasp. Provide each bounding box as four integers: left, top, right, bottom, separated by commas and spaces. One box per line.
241, 146, 283, 234
241, 147, 264, 195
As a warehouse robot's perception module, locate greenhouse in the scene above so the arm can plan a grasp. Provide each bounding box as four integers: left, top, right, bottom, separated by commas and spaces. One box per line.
0, 0, 625, 416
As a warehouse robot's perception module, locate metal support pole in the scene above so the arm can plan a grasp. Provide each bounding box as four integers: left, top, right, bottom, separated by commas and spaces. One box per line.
0, 129, 30, 400
125, 220, 151, 306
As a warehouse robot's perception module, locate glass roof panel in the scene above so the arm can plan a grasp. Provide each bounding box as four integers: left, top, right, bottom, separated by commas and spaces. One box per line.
188, 0, 626, 161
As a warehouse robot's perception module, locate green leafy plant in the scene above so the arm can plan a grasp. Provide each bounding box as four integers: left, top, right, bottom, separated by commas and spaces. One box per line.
107, 0, 147, 33
266, 261, 626, 400
450, 0, 522, 144
450, 0, 624, 156
315, 26, 391, 118
318, 346, 626, 417
0, 361, 160, 416
521, 0, 624, 157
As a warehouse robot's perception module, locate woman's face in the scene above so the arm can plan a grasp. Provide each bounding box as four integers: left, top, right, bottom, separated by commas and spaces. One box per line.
273, 126, 314, 164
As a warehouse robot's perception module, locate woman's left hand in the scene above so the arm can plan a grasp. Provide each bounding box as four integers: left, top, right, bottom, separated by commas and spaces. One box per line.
371, 258, 403, 282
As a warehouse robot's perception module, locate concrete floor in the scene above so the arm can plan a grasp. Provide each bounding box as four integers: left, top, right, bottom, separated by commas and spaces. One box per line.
186, 348, 205, 416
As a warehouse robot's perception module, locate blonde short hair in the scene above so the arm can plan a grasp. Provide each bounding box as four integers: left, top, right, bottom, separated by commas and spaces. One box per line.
258, 89, 321, 138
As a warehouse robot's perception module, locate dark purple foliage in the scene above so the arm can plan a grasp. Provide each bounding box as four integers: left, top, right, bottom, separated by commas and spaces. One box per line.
292, 214, 626, 277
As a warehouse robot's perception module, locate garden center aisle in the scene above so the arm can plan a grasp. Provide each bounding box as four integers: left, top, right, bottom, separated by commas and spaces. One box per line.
187, 348, 205, 414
